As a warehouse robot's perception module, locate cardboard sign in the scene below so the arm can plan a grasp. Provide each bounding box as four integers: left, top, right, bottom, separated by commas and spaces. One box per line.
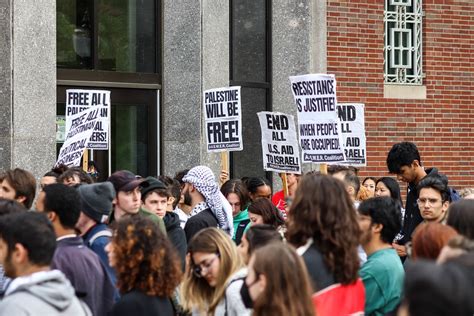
203, 86, 242, 152
55, 107, 101, 167
66, 89, 110, 150
289, 74, 345, 163
257, 111, 301, 173
338, 103, 367, 166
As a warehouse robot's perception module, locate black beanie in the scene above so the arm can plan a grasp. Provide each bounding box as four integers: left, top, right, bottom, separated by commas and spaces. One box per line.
77, 182, 115, 223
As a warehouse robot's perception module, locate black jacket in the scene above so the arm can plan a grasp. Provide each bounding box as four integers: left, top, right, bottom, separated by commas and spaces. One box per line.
184, 208, 218, 242
163, 212, 187, 270
109, 290, 174, 316
399, 167, 438, 245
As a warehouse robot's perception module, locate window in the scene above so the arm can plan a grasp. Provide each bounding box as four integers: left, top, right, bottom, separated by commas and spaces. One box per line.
384, 0, 423, 84
230, 0, 271, 179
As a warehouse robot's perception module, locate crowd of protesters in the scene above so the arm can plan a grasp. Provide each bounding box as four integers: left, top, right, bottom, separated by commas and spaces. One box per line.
0, 141, 473, 315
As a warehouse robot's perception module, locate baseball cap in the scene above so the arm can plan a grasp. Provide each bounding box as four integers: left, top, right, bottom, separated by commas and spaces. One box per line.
107, 170, 144, 193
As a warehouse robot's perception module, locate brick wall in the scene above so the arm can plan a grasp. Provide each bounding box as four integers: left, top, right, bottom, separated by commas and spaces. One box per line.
327, 0, 474, 194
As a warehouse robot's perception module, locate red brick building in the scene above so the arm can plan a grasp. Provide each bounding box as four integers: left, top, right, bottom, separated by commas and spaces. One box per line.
327, 0, 474, 192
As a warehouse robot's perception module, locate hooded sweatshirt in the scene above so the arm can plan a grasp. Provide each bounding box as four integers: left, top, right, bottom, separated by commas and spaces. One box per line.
0, 269, 91, 316
164, 211, 187, 270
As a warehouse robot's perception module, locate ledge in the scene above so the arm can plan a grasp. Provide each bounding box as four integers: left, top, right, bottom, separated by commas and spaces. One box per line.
384, 84, 427, 100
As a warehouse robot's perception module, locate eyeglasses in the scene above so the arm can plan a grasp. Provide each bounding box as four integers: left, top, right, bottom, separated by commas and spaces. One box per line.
417, 198, 441, 206
193, 253, 220, 278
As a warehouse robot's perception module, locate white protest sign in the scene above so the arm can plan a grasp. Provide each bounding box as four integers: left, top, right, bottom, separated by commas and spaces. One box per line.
289, 74, 345, 164
338, 103, 366, 166
203, 86, 242, 152
257, 111, 301, 174
55, 107, 101, 167
66, 89, 110, 150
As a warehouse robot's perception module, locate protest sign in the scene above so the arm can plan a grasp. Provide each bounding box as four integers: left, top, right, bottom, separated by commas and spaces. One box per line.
66, 89, 110, 150
257, 111, 301, 174
55, 107, 101, 167
289, 74, 345, 164
203, 86, 242, 152
337, 103, 366, 166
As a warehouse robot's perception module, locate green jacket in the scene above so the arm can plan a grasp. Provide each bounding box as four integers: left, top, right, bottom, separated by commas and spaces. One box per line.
232, 208, 251, 243
109, 207, 166, 235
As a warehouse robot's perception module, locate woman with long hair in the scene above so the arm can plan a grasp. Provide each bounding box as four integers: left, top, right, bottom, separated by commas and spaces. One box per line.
375, 176, 405, 241
221, 179, 251, 244
181, 228, 250, 316
287, 174, 364, 315
106, 216, 182, 316
242, 242, 314, 316
362, 176, 377, 198
237, 224, 283, 264
247, 198, 285, 236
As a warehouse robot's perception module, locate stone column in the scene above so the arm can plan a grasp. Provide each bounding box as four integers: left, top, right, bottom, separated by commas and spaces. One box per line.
162, 0, 202, 176
162, 0, 230, 178
0, 0, 56, 179
272, 0, 327, 185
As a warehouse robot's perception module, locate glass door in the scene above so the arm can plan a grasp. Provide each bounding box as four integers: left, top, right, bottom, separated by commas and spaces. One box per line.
57, 86, 158, 181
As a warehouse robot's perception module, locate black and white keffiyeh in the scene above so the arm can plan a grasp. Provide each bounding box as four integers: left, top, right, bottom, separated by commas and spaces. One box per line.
183, 166, 233, 236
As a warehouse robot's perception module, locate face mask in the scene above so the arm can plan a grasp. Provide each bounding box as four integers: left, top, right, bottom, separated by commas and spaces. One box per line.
240, 279, 254, 309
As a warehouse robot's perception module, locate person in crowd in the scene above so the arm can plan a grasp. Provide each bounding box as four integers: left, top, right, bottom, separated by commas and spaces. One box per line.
107, 170, 166, 232
140, 176, 187, 269
87, 161, 100, 181
375, 177, 405, 241
0, 199, 27, 296
417, 175, 451, 224
459, 187, 474, 199
36, 183, 116, 315
287, 174, 364, 315
362, 177, 376, 198
386, 142, 437, 258
330, 168, 367, 263
106, 216, 182, 316
399, 255, 474, 316
0, 212, 91, 315
221, 179, 251, 245
447, 199, 474, 240
158, 175, 182, 212
58, 167, 93, 185
0, 168, 36, 209
174, 169, 192, 228
271, 172, 300, 215
358, 197, 404, 316
375, 177, 403, 206
237, 224, 283, 265
244, 177, 272, 201
75, 182, 117, 285
330, 167, 361, 206
410, 223, 458, 260
243, 243, 314, 316
181, 228, 250, 316
437, 235, 474, 264
40, 165, 68, 191
247, 198, 285, 235
182, 166, 233, 242
40, 170, 59, 190
357, 185, 372, 202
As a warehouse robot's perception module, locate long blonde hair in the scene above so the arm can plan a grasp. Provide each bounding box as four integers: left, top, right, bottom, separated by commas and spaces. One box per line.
181, 228, 243, 315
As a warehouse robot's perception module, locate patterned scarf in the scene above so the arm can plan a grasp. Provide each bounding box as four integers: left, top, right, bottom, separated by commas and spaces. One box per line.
183, 166, 233, 236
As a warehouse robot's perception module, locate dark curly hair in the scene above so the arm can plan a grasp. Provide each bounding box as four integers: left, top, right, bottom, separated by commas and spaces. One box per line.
286, 174, 360, 285
112, 216, 182, 297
